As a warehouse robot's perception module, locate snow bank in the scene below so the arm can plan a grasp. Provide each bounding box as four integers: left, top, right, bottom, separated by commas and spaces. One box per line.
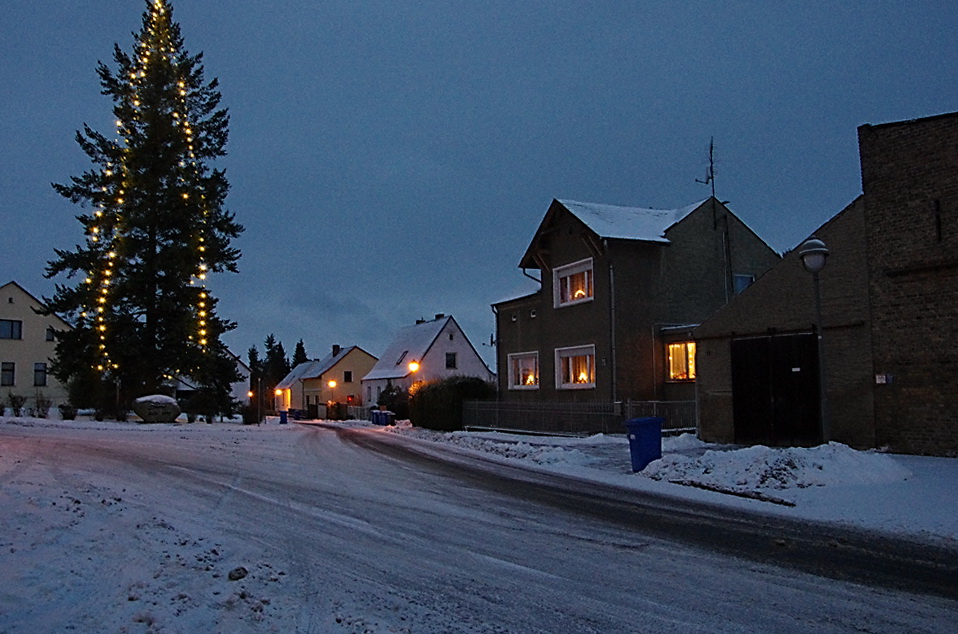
642, 442, 912, 493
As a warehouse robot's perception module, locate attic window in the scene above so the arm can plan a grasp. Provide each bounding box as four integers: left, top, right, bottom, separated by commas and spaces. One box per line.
396, 350, 408, 366
554, 258, 593, 308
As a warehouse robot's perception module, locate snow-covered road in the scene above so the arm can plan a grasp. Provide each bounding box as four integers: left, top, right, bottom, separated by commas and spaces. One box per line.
1, 421, 956, 633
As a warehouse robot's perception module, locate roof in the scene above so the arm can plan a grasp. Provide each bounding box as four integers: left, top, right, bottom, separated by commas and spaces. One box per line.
276, 345, 367, 389
362, 315, 453, 382
556, 199, 707, 243
1, 280, 73, 330
518, 198, 709, 269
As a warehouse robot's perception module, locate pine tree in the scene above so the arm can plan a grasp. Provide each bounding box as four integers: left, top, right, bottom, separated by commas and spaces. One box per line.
292, 339, 309, 367
44, 0, 243, 414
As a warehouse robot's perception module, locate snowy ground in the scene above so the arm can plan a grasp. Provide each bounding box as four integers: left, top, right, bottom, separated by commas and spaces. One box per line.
1, 414, 956, 632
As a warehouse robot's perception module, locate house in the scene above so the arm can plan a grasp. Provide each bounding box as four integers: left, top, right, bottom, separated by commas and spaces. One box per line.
0, 280, 72, 413
695, 111, 958, 455
173, 349, 252, 413
275, 345, 378, 415
362, 314, 494, 404
493, 198, 780, 405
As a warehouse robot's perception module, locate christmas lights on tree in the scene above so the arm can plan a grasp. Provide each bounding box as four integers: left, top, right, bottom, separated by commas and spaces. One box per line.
46, 0, 243, 416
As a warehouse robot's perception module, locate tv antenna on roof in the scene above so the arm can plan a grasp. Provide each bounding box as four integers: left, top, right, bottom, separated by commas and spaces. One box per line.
696, 137, 717, 200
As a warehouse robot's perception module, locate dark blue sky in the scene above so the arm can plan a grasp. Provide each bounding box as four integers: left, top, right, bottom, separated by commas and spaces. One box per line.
3, 1, 957, 366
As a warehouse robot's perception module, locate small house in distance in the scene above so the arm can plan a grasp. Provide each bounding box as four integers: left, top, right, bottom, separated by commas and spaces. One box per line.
362, 314, 494, 405
275, 345, 378, 417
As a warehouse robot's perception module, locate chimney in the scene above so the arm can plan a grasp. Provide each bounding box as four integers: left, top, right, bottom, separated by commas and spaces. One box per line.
332, 344, 341, 357
434, 313, 445, 320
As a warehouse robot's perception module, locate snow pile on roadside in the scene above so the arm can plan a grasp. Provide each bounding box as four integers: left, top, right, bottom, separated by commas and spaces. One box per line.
386, 421, 602, 466
642, 442, 913, 498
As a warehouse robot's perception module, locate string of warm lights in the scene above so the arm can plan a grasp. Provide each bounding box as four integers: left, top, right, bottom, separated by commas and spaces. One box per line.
86, 0, 216, 375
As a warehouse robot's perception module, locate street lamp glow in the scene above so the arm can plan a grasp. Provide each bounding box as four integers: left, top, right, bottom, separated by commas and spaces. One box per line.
408, 361, 420, 373
274, 388, 282, 396
327, 380, 337, 389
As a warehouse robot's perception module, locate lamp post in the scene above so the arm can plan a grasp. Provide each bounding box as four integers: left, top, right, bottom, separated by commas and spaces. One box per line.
327, 380, 337, 420
798, 237, 830, 444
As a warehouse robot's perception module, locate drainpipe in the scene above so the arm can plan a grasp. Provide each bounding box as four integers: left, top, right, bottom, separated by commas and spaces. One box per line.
605, 240, 617, 404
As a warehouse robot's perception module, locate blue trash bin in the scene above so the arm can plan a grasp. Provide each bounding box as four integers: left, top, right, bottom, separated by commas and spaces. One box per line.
279, 410, 288, 425
371, 410, 382, 425
624, 417, 662, 472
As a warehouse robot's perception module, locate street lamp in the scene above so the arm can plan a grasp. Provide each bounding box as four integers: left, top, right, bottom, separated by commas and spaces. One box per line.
798, 236, 830, 444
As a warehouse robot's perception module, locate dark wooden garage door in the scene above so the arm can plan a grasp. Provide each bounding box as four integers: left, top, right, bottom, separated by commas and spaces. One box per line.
731, 333, 821, 446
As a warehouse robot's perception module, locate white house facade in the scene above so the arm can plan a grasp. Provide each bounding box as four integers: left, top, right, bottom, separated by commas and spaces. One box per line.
362, 314, 494, 404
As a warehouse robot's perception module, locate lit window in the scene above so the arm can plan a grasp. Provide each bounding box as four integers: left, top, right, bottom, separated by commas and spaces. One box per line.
508, 352, 539, 390
34, 363, 48, 387
667, 342, 696, 381
556, 345, 595, 389
0, 320, 23, 340
554, 259, 594, 307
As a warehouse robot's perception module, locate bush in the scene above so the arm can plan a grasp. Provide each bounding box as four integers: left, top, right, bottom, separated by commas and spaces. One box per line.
377, 383, 409, 420
58, 403, 77, 420
408, 376, 497, 432
34, 391, 52, 418
240, 404, 260, 424
7, 393, 27, 417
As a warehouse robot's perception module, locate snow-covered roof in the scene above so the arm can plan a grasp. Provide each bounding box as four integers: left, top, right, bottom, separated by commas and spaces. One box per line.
362, 316, 452, 382
557, 199, 707, 243
276, 346, 361, 389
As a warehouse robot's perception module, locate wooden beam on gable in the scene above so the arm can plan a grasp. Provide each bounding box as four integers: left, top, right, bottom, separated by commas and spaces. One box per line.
580, 230, 605, 259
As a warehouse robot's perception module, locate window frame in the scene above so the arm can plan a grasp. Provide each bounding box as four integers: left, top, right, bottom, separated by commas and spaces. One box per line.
555, 345, 596, 390
1, 362, 14, 387
445, 352, 457, 370
0, 319, 23, 340
733, 273, 756, 295
553, 258, 594, 308
507, 352, 539, 390
34, 362, 48, 387
666, 341, 697, 382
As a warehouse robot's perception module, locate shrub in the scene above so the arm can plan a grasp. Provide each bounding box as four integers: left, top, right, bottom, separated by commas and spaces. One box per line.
408, 376, 497, 432
34, 391, 53, 418
58, 403, 77, 420
377, 383, 410, 420
7, 393, 27, 417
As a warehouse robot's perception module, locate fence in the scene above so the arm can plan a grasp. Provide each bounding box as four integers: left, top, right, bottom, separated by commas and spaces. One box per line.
462, 400, 696, 436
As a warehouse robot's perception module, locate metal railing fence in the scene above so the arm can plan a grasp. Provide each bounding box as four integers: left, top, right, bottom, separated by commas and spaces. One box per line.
462, 400, 696, 436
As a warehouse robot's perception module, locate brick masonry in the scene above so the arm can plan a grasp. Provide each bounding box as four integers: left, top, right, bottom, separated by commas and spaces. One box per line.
860, 112, 958, 455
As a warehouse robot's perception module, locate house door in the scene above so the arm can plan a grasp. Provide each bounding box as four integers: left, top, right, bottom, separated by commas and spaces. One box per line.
731, 333, 821, 446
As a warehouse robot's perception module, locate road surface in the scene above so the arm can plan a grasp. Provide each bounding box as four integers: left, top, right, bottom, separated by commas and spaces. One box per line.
1, 421, 955, 632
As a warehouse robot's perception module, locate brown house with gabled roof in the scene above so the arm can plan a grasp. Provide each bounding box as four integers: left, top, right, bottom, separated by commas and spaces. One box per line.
493, 197, 780, 405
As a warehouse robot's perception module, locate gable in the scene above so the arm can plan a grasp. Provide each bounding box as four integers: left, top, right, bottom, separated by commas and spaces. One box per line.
518, 199, 708, 270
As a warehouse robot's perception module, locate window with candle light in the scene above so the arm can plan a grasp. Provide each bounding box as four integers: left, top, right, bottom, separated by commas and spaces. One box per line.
555, 345, 595, 389
508, 352, 539, 390
553, 258, 593, 308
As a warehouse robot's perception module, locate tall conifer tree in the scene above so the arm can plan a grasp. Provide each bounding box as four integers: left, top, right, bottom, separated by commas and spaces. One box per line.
45, 0, 243, 413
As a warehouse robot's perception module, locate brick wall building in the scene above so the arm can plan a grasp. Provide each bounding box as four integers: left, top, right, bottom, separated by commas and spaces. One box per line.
695, 111, 958, 455
859, 112, 958, 454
